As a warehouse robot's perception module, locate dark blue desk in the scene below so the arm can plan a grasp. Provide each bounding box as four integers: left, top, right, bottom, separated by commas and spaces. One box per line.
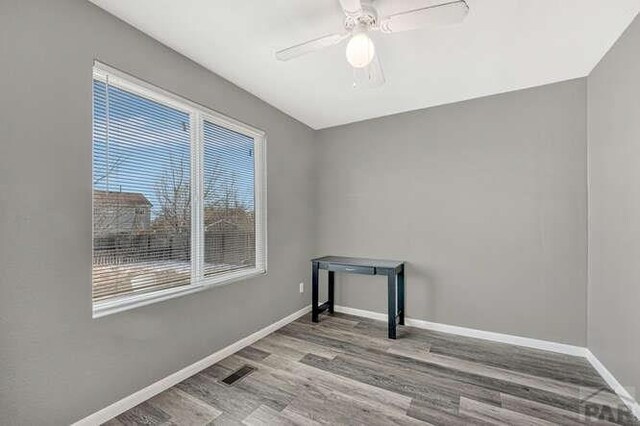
311, 256, 405, 339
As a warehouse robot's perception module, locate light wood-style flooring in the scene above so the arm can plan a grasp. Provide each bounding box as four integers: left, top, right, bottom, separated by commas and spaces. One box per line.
105, 312, 639, 425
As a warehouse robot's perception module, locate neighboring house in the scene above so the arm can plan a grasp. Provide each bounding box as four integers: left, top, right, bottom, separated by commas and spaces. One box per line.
93, 190, 152, 236
203, 207, 255, 267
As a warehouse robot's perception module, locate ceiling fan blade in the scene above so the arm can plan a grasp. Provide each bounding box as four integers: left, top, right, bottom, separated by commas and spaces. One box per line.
353, 54, 385, 89
339, 0, 363, 16
275, 33, 349, 61
380, 0, 469, 34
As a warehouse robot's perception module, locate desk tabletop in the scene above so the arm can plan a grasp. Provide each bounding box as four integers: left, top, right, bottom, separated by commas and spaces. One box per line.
312, 255, 404, 269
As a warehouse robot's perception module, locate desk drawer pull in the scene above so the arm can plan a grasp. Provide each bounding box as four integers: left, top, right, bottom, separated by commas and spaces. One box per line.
327, 264, 375, 275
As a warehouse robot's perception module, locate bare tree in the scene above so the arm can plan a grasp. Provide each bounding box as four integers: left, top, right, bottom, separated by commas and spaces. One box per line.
152, 155, 254, 266
153, 155, 222, 231
154, 155, 191, 232
93, 156, 125, 186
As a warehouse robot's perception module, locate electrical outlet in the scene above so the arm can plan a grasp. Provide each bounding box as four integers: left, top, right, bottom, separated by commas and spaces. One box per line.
299, 282, 304, 293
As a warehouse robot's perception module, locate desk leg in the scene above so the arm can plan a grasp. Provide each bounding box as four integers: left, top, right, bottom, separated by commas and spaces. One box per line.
398, 268, 405, 326
312, 262, 319, 323
387, 271, 397, 339
328, 271, 335, 314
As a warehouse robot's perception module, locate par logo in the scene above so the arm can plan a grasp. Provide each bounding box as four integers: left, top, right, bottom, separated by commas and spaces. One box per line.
579, 386, 637, 424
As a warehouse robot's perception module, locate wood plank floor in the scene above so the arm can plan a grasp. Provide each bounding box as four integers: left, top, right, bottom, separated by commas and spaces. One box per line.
104, 313, 639, 425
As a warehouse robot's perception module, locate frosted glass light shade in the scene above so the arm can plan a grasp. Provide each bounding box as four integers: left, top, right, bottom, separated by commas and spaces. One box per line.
345, 32, 375, 68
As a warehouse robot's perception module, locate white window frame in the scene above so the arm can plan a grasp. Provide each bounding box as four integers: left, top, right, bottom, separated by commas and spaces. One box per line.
92, 61, 267, 318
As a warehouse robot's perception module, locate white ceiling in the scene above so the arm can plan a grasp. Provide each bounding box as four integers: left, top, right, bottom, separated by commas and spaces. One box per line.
89, 0, 640, 129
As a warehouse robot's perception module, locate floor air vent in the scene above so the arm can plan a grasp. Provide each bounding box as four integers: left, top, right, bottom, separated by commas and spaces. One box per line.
222, 365, 256, 385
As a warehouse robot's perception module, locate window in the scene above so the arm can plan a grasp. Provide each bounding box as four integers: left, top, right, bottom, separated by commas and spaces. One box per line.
92, 62, 266, 317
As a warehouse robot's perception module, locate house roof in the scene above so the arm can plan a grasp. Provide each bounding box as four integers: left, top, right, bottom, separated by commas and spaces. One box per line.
94, 190, 152, 207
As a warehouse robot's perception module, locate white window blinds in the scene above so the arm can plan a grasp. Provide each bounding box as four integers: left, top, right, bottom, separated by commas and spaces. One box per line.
92, 77, 192, 301
203, 121, 258, 277
92, 63, 266, 312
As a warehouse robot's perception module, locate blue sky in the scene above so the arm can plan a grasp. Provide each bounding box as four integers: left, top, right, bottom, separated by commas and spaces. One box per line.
93, 80, 255, 218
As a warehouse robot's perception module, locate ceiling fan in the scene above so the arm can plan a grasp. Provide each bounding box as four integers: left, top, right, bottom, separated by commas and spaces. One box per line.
275, 0, 470, 88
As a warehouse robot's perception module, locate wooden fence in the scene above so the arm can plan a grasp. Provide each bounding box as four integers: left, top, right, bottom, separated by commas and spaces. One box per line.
93, 229, 255, 267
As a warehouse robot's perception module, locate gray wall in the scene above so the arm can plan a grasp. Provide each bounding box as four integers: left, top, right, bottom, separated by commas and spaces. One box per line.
314, 79, 588, 346
588, 15, 640, 396
0, 1, 314, 424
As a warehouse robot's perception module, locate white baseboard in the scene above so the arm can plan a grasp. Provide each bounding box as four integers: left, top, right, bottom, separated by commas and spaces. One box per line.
72, 305, 311, 426
333, 305, 587, 356
585, 350, 640, 419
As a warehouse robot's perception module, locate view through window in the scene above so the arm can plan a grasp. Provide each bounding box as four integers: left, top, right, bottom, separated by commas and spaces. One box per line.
92, 64, 265, 312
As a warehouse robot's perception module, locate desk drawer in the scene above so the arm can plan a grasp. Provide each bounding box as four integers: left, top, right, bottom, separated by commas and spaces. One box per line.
328, 264, 375, 275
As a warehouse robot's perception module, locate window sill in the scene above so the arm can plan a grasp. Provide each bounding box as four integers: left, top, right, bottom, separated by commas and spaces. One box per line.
92, 267, 266, 318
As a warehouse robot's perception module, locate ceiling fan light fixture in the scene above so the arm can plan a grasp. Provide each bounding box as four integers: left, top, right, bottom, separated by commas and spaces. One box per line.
345, 32, 375, 68
275, 0, 470, 88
